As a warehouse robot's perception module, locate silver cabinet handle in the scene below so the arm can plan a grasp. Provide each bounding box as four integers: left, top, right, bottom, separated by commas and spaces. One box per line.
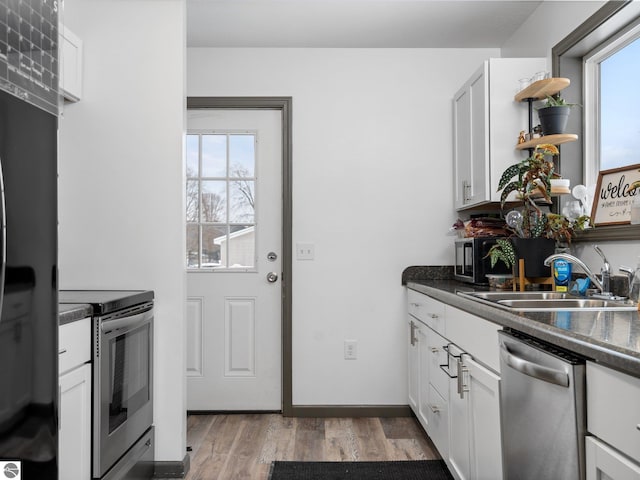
429, 404, 440, 413
266, 272, 278, 283
409, 321, 418, 346
429, 313, 438, 319
457, 357, 469, 399
500, 343, 569, 387
58, 348, 67, 355
410, 302, 422, 308
430, 347, 439, 353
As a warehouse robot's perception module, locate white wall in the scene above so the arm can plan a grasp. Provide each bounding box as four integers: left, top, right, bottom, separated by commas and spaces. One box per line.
58, 0, 187, 463
188, 47, 499, 404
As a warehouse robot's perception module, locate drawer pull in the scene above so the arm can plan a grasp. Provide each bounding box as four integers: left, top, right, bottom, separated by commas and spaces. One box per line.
410, 303, 422, 308
430, 347, 439, 353
429, 404, 441, 414
429, 313, 438, 318
58, 348, 67, 355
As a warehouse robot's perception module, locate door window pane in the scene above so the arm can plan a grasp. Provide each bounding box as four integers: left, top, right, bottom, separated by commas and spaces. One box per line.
229, 134, 255, 177
186, 134, 199, 177
186, 131, 257, 270
229, 180, 255, 223
202, 225, 226, 268
202, 134, 227, 177
228, 225, 255, 269
201, 181, 226, 223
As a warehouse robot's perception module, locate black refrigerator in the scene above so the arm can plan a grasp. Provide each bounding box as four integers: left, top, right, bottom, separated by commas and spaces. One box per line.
0, 0, 59, 478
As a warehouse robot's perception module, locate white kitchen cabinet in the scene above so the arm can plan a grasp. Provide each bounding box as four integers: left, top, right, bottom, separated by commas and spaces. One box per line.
406, 289, 501, 478
453, 57, 546, 210
408, 319, 420, 413
59, 363, 91, 480
59, 26, 83, 102
447, 351, 502, 480
586, 361, 640, 478
586, 437, 640, 480
59, 317, 92, 480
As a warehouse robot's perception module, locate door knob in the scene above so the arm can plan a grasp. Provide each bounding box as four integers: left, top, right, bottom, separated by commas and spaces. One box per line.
266, 272, 278, 283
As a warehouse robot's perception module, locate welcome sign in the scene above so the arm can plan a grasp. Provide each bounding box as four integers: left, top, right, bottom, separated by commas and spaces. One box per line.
591, 164, 640, 226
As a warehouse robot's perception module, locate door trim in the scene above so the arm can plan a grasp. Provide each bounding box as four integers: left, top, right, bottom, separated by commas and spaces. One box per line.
186, 97, 293, 415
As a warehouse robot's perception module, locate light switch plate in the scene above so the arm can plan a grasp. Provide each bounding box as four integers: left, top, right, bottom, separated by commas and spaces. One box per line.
296, 243, 315, 260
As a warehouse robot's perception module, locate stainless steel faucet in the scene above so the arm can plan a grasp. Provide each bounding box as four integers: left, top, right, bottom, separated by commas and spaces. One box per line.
593, 245, 611, 295
543, 245, 614, 296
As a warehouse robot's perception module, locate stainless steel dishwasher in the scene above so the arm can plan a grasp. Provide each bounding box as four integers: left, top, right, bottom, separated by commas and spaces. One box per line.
499, 330, 586, 480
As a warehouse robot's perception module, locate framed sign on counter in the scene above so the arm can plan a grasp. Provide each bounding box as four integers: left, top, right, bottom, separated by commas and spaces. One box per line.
591, 164, 640, 226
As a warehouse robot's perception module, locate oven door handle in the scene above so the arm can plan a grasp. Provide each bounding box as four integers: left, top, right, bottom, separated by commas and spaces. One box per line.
101, 309, 153, 335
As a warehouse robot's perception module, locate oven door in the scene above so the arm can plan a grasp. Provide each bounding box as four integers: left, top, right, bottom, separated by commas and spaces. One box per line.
95, 304, 154, 478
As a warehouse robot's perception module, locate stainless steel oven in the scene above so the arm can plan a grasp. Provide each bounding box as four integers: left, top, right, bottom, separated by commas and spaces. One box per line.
95, 301, 153, 478
59, 290, 155, 480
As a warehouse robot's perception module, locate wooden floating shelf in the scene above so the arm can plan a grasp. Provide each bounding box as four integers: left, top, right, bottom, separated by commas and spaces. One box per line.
514, 77, 571, 102
516, 133, 578, 150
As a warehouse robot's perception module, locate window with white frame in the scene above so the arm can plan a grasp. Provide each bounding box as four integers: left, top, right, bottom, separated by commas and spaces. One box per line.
186, 132, 256, 270
584, 19, 640, 186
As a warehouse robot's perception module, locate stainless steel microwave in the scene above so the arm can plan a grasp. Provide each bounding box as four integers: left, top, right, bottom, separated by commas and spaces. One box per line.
454, 237, 510, 284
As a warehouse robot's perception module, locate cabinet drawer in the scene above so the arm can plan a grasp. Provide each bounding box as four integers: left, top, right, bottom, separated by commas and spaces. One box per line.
427, 383, 449, 459
407, 289, 445, 335
587, 362, 640, 462
59, 317, 91, 375
446, 306, 501, 373
427, 329, 449, 399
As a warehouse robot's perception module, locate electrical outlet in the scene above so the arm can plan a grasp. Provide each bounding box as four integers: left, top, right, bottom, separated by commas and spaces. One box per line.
344, 340, 357, 360
296, 243, 315, 260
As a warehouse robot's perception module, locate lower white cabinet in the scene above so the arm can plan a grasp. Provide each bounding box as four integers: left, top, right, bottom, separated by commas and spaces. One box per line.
407, 289, 502, 479
586, 436, 640, 480
586, 361, 640, 479
59, 363, 92, 480
59, 317, 92, 480
448, 353, 502, 480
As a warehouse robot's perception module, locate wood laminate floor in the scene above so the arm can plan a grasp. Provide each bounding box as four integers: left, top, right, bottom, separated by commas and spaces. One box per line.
183, 413, 440, 480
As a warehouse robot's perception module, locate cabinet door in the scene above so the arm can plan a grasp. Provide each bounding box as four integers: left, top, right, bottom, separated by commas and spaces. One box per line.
468, 66, 489, 206
453, 64, 488, 210
586, 436, 640, 480
408, 319, 420, 414
467, 356, 502, 480
448, 355, 471, 480
59, 364, 92, 480
417, 326, 430, 431
453, 83, 472, 209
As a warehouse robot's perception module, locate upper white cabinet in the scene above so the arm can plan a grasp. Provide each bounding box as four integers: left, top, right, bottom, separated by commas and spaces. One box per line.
453, 57, 546, 210
59, 26, 83, 102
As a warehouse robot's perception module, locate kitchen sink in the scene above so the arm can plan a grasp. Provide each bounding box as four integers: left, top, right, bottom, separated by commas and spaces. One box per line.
458, 291, 637, 311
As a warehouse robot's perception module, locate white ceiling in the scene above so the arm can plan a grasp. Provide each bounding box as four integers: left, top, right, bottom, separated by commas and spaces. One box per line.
187, 0, 544, 48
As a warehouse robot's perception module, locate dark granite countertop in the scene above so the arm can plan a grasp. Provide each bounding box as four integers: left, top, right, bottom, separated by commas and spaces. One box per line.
59, 303, 93, 326
406, 278, 640, 378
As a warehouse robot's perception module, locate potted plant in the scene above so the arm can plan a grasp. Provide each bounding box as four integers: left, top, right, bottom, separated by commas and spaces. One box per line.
537, 94, 580, 135
487, 144, 590, 277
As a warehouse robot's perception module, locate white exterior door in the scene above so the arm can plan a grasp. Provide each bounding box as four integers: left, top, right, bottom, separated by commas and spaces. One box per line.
186, 109, 282, 410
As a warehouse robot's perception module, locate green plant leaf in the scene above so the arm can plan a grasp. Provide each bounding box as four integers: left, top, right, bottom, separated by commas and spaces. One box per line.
500, 182, 519, 206
497, 164, 520, 191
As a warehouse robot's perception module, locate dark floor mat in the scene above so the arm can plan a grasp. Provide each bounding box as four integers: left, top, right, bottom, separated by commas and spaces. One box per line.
268, 460, 454, 480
